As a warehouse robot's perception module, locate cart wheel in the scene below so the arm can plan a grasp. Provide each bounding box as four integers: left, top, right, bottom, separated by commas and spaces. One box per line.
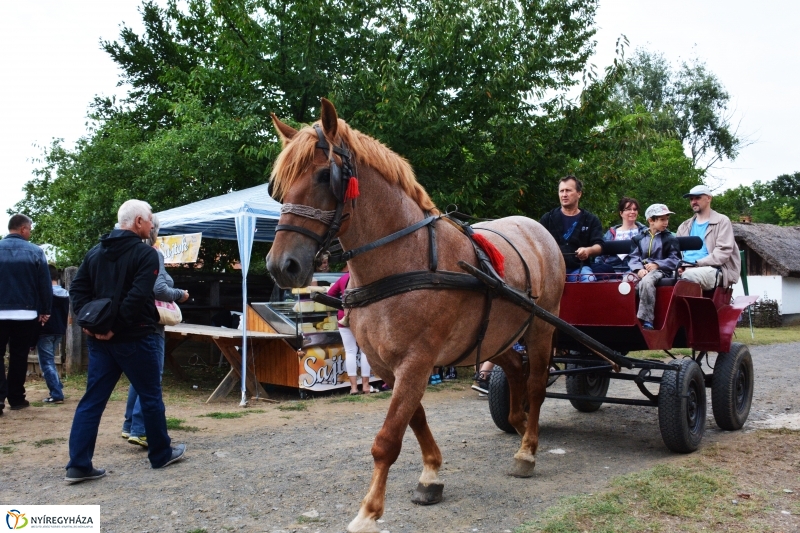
299, 390, 310, 400
658, 358, 706, 453
488, 367, 516, 433
565, 364, 610, 412
711, 343, 753, 430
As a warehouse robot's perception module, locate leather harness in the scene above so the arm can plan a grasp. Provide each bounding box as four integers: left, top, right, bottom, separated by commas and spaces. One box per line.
272, 127, 538, 367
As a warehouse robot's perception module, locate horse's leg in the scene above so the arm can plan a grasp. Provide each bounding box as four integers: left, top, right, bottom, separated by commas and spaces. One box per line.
509, 323, 555, 478
408, 403, 443, 505
493, 348, 529, 435
347, 368, 430, 533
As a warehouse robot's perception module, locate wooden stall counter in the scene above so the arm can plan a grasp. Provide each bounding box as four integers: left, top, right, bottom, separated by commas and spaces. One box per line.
164, 323, 295, 403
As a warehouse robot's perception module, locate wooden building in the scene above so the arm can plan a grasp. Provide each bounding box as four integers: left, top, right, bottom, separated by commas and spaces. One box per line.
732, 222, 800, 323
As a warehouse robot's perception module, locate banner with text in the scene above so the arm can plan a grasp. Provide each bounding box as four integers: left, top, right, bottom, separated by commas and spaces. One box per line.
156, 233, 202, 264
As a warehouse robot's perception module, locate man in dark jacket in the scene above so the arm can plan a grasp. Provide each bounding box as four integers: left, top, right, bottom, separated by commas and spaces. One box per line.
0, 214, 52, 415
37, 264, 69, 404
539, 175, 604, 282
66, 200, 185, 484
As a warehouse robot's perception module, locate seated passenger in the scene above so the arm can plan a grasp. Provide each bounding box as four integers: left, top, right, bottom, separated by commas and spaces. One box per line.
539, 175, 604, 282
628, 204, 680, 330
676, 185, 741, 289
592, 196, 647, 278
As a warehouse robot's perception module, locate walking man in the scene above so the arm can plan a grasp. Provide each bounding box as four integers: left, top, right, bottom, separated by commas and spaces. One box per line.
0, 214, 52, 416
539, 175, 604, 281
676, 185, 741, 289
66, 200, 185, 483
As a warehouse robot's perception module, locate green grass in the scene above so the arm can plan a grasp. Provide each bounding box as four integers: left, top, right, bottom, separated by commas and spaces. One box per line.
276, 402, 309, 411
733, 324, 800, 345
0, 445, 14, 454
166, 417, 200, 432
186, 529, 207, 533
328, 391, 392, 403
33, 437, 66, 448
516, 461, 758, 533
297, 515, 323, 524
200, 411, 247, 419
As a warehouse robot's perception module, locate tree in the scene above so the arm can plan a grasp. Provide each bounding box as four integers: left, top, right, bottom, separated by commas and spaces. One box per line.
17, 0, 603, 265
714, 172, 800, 226
616, 49, 744, 173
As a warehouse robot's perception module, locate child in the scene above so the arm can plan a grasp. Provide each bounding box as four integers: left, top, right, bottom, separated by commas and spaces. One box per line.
37, 264, 69, 403
628, 204, 681, 330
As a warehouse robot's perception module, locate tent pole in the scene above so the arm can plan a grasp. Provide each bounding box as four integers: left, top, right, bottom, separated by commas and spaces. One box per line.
240, 276, 248, 407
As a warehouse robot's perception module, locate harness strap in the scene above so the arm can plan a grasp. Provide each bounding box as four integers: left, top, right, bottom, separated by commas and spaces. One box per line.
342, 270, 485, 309
427, 212, 438, 272
339, 215, 438, 262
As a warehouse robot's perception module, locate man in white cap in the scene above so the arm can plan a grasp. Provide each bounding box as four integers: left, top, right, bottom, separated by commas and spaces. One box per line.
676, 185, 740, 290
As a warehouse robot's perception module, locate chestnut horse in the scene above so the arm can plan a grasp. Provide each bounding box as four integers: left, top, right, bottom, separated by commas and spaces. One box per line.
267, 99, 564, 533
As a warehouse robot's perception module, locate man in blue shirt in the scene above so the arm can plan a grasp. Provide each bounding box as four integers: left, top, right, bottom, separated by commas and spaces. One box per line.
676, 185, 740, 289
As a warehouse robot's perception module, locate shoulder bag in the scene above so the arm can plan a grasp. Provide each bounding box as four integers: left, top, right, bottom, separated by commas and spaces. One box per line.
155, 300, 182, 326
77, 251, 131, 334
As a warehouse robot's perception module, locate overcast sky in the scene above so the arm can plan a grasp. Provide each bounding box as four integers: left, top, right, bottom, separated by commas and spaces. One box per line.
1, 0, 798, 234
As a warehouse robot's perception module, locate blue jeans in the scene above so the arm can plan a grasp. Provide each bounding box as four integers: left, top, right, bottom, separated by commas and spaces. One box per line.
566, 266, 595, 282
67, 333, 173, 470
37, 334, 64, 401
123, 335, 165, 437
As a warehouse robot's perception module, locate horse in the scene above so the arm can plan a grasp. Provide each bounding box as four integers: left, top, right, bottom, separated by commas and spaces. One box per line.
266, 98, 565, 533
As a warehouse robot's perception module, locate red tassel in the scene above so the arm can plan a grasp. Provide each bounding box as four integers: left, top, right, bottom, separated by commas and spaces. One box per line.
344, 176, 360, 201
473, 233, 505, 278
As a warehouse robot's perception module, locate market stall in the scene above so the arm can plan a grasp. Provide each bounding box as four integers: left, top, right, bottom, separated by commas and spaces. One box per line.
156, 185, 379, 399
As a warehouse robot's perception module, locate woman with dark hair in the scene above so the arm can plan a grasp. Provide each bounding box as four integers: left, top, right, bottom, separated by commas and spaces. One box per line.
592, 196, 647, 277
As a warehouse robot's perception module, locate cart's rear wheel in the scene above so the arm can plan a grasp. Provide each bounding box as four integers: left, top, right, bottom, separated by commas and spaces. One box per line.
488, 367, 517, 433
658, 358, 706, 453
565, 364, 610, 412
711, 343, 753, 430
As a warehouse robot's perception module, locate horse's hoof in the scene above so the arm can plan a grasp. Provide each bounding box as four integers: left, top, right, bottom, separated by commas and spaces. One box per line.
347, 515, 380, 533
509, 457, 536, 478
411, 482, 444, 505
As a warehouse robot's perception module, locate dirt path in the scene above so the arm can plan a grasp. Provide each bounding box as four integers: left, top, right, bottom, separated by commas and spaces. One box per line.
1, 341, 798, 533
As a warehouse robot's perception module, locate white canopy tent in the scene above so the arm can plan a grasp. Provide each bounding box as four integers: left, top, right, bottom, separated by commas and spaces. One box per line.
155, 184, 282, 406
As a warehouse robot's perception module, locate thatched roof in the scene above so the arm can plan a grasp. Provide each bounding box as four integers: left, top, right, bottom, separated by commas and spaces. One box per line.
733, 222, 800, 277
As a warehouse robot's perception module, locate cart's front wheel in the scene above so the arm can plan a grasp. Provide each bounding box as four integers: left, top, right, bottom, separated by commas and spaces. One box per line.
488, 367, 517, 434
712, 343, 754, 430
565, 364, 610, 412
658, 358, 706, 453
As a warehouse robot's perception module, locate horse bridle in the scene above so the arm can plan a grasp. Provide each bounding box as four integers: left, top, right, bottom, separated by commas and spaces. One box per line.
271, 124, 357, 260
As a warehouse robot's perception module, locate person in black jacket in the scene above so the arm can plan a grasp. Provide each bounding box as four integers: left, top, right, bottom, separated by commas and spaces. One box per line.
37, 264, 69, 404
627, 204, 681, 330
65, 200, 185, 484
539, 176, 604, 282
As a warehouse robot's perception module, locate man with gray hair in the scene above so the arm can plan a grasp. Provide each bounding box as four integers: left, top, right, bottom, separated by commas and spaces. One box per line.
66, 200, 185, 483
0, 214, 52, 415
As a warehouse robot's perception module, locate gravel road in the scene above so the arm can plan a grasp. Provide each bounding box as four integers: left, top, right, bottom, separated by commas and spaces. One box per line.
1, 341, 797, 533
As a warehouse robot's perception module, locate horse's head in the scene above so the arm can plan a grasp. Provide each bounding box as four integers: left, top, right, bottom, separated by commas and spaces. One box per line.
267, 98, 355, 288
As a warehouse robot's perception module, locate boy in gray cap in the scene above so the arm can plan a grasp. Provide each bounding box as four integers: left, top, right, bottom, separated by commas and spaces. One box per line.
628, 204, 681, 330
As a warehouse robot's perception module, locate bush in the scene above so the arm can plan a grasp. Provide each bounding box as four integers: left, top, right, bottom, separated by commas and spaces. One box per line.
748, 298, 782, 328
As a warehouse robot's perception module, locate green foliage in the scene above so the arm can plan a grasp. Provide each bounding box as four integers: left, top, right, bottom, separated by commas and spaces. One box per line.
615, 48, 743, 172
15, 0, 727, 261
714, 171, 800, 225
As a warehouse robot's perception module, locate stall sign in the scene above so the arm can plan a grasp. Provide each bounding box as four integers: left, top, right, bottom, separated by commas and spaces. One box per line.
156, 233, 202, 264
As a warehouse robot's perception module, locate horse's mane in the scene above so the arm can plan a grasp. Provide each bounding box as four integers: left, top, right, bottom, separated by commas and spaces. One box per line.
271, 119, 439, 214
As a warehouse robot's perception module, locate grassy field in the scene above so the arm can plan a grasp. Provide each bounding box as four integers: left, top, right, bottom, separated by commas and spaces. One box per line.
516, 429, 800, 533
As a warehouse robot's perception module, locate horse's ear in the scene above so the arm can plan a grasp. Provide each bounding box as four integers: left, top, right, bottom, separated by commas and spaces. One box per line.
271, 113, 298, 145
320, 98, 339, 139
